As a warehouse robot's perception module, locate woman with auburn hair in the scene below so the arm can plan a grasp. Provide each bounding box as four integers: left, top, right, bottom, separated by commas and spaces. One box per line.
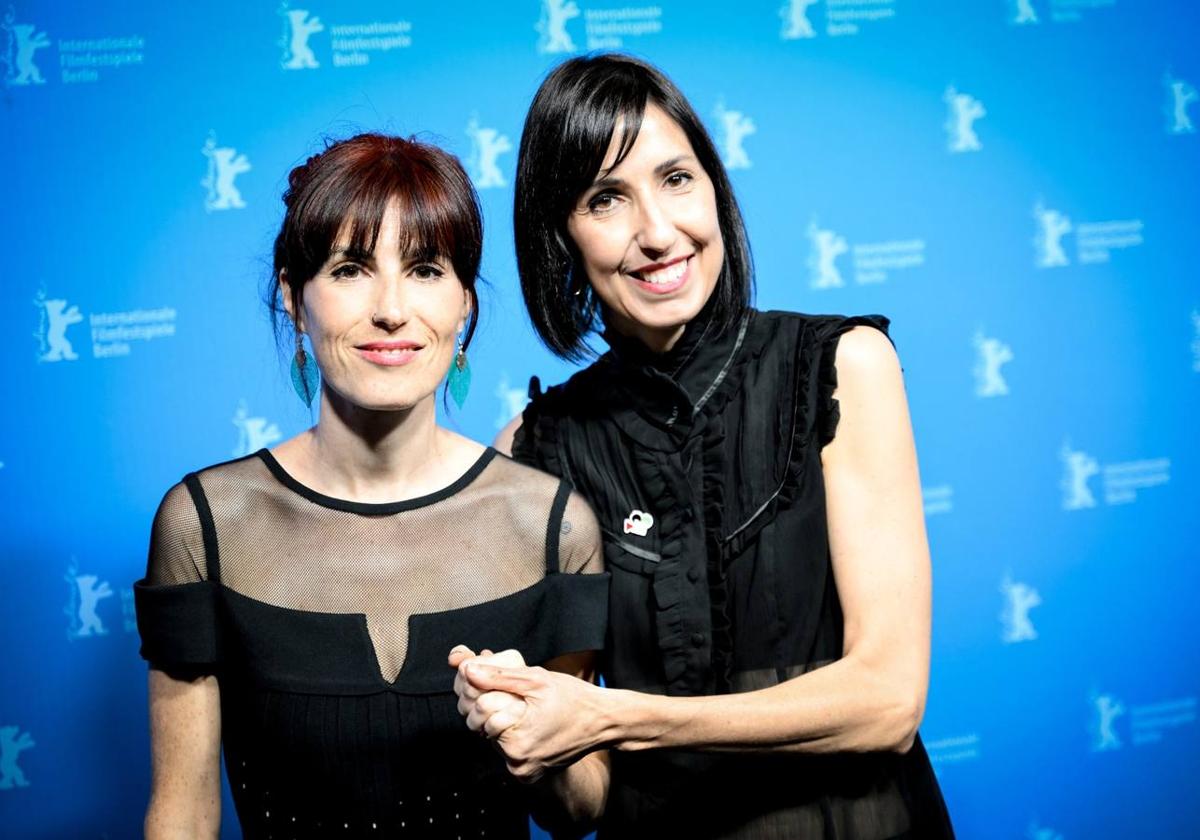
453, 55, 955, 838
134, 133, 609, 839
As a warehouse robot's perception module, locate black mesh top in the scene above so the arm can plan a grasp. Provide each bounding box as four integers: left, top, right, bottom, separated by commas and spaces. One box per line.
513, 306, 954, 839
134, 447, 609, 840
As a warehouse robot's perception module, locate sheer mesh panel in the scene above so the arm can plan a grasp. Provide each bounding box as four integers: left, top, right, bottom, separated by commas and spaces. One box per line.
191, 453, 601, 682
558, 490, 604, 575
146, 480, 208, 585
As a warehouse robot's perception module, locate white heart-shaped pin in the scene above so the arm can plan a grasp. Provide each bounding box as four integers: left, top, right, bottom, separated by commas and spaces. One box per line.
623, 509, 654, 537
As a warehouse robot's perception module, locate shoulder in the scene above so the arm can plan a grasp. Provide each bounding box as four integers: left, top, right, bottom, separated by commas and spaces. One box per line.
489, 450, 567, 497
511, 359, 615, 471
526, 357, 614, 420
479, 454, 603, 571
831, 323, 901, 381
755, 309, 890, 341
482, 451, 578, 524
152, 451, 272, 533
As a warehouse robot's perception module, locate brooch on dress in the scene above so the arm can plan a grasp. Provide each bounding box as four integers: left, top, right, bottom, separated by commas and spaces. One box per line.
623, 509, 654, 537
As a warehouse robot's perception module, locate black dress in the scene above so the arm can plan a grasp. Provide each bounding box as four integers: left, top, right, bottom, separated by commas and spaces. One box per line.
512, 307, 954, 839
134, 447, 609, 839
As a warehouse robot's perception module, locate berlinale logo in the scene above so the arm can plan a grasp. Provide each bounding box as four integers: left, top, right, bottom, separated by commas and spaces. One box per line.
34, 290, 83, 362
536, 0, 580, 53
973, 331, 1012, 398
232, 401, 282, 458
1164, 74, 1198, 135
807, 220, 848, 289
944, 86, 985, 153
1059, 441, 1099, 510
714, 101, 756, 171
466, 117, 513, 190
0, 726, 35, 790
1000, 573, 1041, 644
780, 0, 819, 39
201, 132, 251, 212
279, 3, 324, 69
1008, 0, 1039, 25
1089, 691, 1125, 752
1, 7, 50, 86
64, 560, 114, 640
494, 373, 529, 430
1033, 201, 1072, 268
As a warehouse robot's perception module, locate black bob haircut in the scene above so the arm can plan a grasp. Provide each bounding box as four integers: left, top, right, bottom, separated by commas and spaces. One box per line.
514, 53, 754, 361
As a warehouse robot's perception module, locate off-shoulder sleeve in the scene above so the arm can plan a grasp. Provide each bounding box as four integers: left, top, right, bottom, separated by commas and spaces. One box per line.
815, 314, 893, 449
134, 479, 221, 675
536, 482, 608, 658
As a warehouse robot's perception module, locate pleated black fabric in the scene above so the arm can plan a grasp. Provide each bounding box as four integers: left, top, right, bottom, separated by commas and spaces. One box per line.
512, 307, 955, 839
134, 449, 609, 839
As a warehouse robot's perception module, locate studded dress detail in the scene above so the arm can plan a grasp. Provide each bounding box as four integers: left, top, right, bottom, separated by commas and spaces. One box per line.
134, 448, 609, 839
512, 307, 954, 839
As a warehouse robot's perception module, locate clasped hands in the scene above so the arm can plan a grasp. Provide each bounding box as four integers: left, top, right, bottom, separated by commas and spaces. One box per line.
447, 645, 603, 784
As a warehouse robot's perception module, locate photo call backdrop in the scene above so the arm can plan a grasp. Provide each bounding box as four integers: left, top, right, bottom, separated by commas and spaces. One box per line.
3, 1, 1198, 837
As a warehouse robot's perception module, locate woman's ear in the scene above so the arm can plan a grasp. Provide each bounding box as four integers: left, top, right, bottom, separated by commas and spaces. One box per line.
459, 286, 474, 333
279, 269, 302, 333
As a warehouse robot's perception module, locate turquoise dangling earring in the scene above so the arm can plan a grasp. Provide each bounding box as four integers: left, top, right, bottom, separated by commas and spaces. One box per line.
447, 336, 471, 409
291, 334, 320, 408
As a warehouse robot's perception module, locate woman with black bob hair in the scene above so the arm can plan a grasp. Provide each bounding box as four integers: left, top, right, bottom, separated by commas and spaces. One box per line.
453, 55, 955, 838
134, 133, 610, 839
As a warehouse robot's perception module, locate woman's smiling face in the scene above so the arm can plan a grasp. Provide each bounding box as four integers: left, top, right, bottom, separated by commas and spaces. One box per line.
286, 201, 471, 413
566, 103, 724, 352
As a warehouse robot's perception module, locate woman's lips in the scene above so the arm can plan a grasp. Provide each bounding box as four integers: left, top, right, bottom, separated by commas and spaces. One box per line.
629, 255, 691, 296
356, 342, 422, 366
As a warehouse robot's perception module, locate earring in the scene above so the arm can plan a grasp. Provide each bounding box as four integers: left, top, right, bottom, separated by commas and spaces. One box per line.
290, 334, 320, 408
447, 336, 471, 409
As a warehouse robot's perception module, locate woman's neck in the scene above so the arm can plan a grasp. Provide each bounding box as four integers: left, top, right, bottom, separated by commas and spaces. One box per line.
277, 389, 481, 504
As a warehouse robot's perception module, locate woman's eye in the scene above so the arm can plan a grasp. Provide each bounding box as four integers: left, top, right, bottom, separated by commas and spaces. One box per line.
665, 171, 693, 189
331, 263, 362, 279
413, 264, 444, 280
587, 192, 619, 214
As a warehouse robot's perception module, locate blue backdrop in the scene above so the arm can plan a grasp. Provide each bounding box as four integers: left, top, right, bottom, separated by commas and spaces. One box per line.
3, 1, 1198, 837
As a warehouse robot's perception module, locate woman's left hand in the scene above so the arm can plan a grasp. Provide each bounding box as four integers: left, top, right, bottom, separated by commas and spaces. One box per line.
457, 660, 609, 783
449, 646, 528, 738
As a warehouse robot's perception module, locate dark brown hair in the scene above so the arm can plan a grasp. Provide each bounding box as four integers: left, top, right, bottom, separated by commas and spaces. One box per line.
270, 133, 483, 351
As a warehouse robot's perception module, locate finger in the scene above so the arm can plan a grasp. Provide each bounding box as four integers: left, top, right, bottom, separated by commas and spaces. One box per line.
483, 703, 526, 738
448, 645, 476, 667
464, 664, 541, 695
467, 692, 525, 734
454, 669, 482, 703
458, 678, 483, 704
466, 702, 493, 733
474, 690, 520, 717
488, 648, 528, 668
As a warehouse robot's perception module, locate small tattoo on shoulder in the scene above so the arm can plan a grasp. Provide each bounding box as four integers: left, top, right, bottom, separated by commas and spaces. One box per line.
561, 519, 573, 535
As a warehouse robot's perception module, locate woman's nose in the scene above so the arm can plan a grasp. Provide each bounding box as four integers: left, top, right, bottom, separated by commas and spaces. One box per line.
371, 278, 410, 330
635, 196, 678, 256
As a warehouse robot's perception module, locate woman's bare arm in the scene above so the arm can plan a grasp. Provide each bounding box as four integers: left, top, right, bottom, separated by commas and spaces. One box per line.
459, 326, 932, 771
144, 669, 222, 840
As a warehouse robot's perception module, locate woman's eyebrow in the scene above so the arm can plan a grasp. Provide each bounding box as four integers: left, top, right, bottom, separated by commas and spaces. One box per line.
653, 155, 690, 175
590, 155, 694, 189
328, 246, 374, 262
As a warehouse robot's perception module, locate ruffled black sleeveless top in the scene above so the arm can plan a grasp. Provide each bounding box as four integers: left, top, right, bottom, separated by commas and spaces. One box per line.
134, 448, 609, 839
512, 308, 954, 839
